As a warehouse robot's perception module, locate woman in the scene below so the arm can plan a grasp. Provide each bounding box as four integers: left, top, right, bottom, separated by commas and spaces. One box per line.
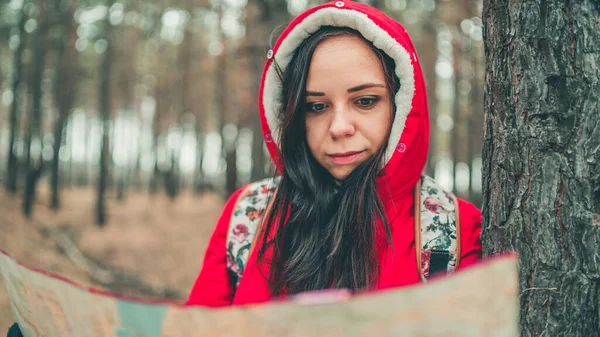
5, 2, 482, 335
186, 0, 482, 307
4, 2, 483, 336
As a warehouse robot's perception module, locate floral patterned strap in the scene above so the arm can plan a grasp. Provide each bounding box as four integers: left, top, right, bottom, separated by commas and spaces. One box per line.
226, 177, 280, 291
415, 175, 461, 281
226, 175, 459, 293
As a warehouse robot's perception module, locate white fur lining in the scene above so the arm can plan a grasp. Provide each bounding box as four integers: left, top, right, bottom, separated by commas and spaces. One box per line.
262, 7, 415, 163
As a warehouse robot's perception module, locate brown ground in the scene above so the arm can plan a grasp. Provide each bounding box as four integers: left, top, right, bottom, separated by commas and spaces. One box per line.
0, 184, 224, 334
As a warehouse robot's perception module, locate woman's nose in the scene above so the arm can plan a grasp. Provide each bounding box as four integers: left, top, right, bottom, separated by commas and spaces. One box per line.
329, 109, 355, 139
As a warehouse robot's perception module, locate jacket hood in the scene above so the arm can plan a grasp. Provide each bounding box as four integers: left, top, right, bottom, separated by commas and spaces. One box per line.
258, 0, 430, 202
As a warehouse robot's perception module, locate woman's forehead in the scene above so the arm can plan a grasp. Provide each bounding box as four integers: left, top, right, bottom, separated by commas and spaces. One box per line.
307, 35, 386, 90
311, 34, 381, 65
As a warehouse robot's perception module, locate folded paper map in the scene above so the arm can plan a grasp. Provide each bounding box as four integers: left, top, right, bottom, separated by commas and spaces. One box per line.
0, 249, 518, 337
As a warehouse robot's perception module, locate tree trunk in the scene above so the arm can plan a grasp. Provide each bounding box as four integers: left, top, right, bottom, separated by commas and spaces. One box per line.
225, 134, 238, 197
451, 32, 462, 196
250, 107, 266, 181
22, 0, 49, 218
114, 20, 138, 201
246, 3, 266, 182
149, 130, 160, 195
96, 3, 114, 227
149, 78, 163, 195
224, 40, 240, 197
469, 32, 484, 207
5, 3, 27, 193
167, 12, 194, 197
420, 17, 438, 177
249, 0, 290, 180
51, 0, 77, 210
163, 153, 180, 200
370, 0, 382, 9
482, 1, 600, 336
194, 129, 205, 193
215, 3, 235, 198
115, 116, 128, 201
0, 71, 3, 133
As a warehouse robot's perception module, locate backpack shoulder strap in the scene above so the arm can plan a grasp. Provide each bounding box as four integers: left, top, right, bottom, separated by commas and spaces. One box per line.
226, 177, 280, 291
414, 175, 461, 281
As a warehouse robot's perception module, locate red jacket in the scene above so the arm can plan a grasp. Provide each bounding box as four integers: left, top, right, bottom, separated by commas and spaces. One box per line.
187, 0, 482, 307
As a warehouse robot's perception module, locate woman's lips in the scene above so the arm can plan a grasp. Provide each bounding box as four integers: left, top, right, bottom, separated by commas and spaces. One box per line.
327, 151, 365, 165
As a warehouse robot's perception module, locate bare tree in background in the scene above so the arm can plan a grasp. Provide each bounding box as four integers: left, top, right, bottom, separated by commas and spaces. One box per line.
22, 0, 49, 218
5, 1, 27, 194
370, 0, 382, 9
482, 0, 600, 335
214, 2, 233, 197
224, 44, 239, 197
150, 77, 163, 195
97, 0, 115, 226
419, 6, 438, 176
113, 3, 140, 200
164, 0, 196, 199
249, 0, 290, 182
468, 0, 485, 206
51, 0, 78, 210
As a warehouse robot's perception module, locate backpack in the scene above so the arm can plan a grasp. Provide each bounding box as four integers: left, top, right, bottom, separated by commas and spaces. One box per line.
225, 175, 460, 293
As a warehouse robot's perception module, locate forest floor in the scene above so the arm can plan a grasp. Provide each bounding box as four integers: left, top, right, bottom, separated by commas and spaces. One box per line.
0, 183, 225, 333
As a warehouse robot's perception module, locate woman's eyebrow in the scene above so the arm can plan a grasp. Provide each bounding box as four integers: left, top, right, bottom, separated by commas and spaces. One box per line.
348, 83, 386, 93
306, 83, 386, 97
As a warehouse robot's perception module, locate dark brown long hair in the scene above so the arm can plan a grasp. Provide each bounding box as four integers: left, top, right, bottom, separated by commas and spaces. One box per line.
257, 26, 400, 296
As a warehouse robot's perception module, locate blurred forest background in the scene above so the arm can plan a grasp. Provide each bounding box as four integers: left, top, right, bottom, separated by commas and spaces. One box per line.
0, 0, 484, 331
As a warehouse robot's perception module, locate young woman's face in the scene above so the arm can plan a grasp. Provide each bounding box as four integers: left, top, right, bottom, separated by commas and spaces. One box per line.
304, 35, 393, 180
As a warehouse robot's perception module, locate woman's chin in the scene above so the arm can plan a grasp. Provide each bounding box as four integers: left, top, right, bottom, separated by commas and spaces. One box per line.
328, 167, 354, 181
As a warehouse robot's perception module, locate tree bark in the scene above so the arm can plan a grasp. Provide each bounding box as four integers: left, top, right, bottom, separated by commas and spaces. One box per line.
451, 23, 463, 197
370, 0, 383, 10
246, 3, 266, 182
215, 3, 236, 198
420, 15, 438, 177
194, 129, 205, 193
51, 0, 78, 210
225, 132, 238, 197
249, 0, 290, 181
482, 1, 600, 336
5, 2, 28, 193
149, 76, 164, 195
114, 18, 139, 201
96, 2, 114, 226
469, 33, 485, 207
250, 104, 266, 181
22, 0, 49, 218
165, 10, 195, 198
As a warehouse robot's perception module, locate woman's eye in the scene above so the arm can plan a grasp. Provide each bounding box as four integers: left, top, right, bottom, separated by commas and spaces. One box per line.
306, 102, 327, 113
356, 97, 380, 109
